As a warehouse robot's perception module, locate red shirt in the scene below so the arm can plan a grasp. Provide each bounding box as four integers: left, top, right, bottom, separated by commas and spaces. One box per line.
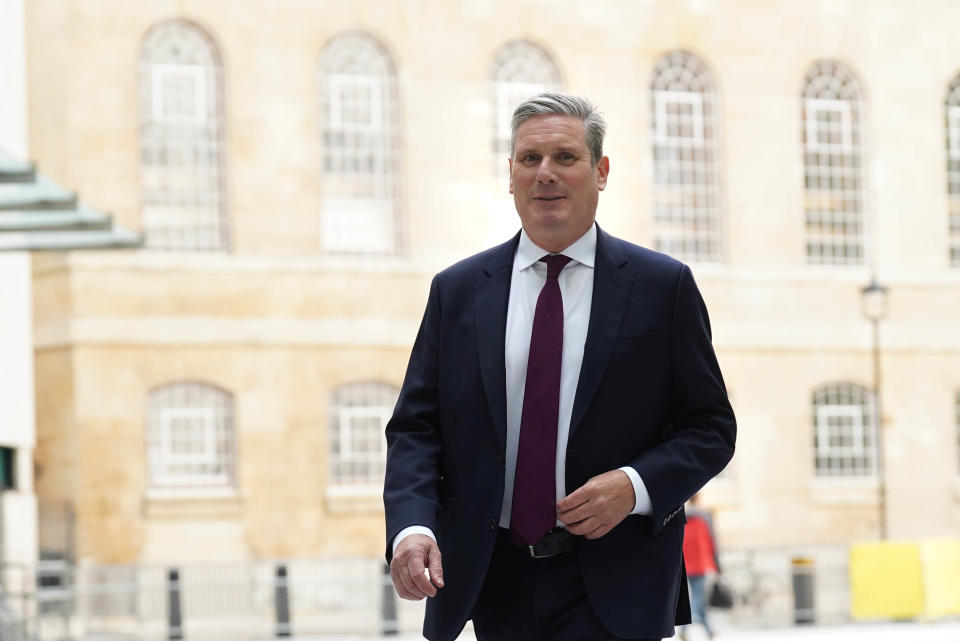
683, 514, 718, 576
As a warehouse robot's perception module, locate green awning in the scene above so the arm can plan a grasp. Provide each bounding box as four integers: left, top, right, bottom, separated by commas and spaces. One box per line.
0, 151, 142, 251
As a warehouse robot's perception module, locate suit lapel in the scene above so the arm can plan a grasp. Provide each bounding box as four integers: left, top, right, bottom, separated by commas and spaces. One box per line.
474, 234, 519, 453
569, 226, 631, 438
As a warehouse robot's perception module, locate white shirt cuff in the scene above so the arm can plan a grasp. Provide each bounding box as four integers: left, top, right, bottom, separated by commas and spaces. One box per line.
618, 466, 652, 515
392, 525, 437, 555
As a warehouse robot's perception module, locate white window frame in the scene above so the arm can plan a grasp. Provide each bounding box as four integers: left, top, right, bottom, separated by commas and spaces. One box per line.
319, 33, 399, 256
805, 98, 854, 153
813, 387, 876, 478
151, 63, 207, 124
801, 61, 866, 266
139, 21, 227, 252
653, 91, 705, 146
156, 407, 225, 487
327, 381, 398, 493
815, 405, 870, 462
328, 74, 383, 132
649, 51, 723, 264
334, 406, 391, 484
146, 382, 235, 494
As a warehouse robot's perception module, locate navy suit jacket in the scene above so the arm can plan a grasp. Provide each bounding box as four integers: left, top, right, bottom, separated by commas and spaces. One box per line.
384, 226, 736, 641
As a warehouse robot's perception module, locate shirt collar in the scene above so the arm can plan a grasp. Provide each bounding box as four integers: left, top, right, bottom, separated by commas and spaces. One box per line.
516, 222, 597, 271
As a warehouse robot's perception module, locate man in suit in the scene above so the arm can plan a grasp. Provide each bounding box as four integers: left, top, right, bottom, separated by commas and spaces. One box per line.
383, 92, 735, 641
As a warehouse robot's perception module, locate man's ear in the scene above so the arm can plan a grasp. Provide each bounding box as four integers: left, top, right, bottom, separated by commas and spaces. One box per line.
508, 158, 514, 194
596, 156, 610, 191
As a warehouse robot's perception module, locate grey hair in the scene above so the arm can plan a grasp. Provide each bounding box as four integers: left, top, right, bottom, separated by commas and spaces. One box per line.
510, 92, 606, 166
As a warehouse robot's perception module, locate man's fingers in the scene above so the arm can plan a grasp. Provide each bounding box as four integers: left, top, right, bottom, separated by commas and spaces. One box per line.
564, 515, 600, 536
583, 522, 608, 540
407, 552, 436, 597
391, 561, 421, 600
427, 543, 445, 588
557, 504, 588, 526
557, 486, 591, 513
389, 534, 443, 601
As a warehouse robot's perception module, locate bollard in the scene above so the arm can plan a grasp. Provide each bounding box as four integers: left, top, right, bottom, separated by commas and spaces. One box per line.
167, 568, 183, 640
791, 557, 815, 625
275, 564, 291, 638
381, 561, 398, 636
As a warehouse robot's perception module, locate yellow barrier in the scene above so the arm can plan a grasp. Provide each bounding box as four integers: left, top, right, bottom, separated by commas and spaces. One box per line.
920, 540, 960, 617
849, 542, 924, 619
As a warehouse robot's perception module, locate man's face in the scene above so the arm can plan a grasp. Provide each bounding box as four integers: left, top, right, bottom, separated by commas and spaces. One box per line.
509, 114, 609, 248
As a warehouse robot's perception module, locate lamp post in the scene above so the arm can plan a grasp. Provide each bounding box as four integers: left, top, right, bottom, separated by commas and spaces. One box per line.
860, 277, 888, 539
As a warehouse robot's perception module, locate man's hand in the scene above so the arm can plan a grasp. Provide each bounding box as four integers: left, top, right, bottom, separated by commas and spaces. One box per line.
390, 534, 444, 600
556, 469, 635, 539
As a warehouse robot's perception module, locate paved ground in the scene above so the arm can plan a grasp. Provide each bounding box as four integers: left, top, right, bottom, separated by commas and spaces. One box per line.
312, 620, 960, 641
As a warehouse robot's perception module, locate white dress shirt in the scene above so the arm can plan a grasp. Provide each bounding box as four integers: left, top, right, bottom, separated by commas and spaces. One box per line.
393, 224, 651, 553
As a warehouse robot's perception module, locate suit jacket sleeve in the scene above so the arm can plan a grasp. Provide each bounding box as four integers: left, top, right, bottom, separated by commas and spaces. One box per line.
382, 274, 444, 562
628, 264, 736, 535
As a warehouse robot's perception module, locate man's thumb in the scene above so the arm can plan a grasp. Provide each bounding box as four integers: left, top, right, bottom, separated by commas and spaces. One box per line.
427, 544, 444, 588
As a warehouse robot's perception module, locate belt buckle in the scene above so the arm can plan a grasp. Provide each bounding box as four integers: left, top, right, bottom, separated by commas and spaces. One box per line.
527, 544, 553, 559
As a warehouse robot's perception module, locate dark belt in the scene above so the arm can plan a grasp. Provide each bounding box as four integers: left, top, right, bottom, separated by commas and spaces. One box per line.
501, 527, 580, 559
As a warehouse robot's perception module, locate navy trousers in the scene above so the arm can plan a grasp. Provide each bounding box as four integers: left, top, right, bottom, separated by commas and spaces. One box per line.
470, 529, 661, 641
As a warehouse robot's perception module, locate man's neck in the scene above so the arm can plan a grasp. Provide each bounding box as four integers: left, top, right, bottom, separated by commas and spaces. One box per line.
524, 222, 595, 254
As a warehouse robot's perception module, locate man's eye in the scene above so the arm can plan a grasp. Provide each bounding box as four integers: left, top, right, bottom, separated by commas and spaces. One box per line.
523, 154, 539, 163
558, 153, 575, 162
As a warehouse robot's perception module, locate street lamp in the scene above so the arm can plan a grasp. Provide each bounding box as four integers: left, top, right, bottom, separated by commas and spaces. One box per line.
860, 277, 888, 539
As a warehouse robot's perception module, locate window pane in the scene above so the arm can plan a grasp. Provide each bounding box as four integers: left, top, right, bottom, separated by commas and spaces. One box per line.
147, 382, 235, 489
813, 383, 876, 477
802, 61, 865, 265
319, 33, 400, 255
650, 52, 723, 263
139, 22, 228, 252
328, 382, 399, 487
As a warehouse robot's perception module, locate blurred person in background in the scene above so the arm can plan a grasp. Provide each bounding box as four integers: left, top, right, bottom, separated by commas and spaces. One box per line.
680, 493, 721, 640
384, 92, 735, 641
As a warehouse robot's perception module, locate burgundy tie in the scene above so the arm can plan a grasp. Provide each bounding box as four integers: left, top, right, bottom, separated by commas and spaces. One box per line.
510, 254, 572, 546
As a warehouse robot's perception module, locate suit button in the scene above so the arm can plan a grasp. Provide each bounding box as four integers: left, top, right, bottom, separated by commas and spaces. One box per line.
488, 519, 497, 531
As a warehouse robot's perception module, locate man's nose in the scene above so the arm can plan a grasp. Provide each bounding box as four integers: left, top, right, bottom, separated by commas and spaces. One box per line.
536, 159, 558, 183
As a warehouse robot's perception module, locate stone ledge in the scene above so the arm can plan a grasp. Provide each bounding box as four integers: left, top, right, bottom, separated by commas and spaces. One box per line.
807, 477, 881, 505
324, 485, 383, 515
142, 490, 244, 519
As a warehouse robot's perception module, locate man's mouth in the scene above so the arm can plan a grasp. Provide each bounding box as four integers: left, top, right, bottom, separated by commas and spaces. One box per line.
534, 195, 565, 201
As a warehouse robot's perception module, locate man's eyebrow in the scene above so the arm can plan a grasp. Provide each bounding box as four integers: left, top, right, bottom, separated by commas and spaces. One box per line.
514, 145, 581, 157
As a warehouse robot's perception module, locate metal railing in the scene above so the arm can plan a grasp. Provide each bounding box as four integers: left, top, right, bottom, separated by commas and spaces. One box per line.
1, 558, 426, 641
0, 545, 851, 640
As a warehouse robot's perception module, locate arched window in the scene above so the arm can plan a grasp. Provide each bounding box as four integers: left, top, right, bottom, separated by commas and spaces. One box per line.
650, 51, 723, 263
139, 21, 228, 251
328, 381, 398, 488
319, 33, 400, 255
801, 60, 865, 265
146, 382, 236, 490
490, 40, 562, 174
944, 74, 960, 267
812, 383, 876, 477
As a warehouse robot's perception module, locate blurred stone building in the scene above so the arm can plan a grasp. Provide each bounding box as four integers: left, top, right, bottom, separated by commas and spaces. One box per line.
9, 0, 960, 565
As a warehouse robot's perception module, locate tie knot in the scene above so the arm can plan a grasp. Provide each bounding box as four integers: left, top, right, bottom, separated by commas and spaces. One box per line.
540, 254, 572, 279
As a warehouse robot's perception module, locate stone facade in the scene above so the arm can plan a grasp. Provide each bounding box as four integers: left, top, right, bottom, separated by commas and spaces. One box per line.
25, 0, 960, 563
